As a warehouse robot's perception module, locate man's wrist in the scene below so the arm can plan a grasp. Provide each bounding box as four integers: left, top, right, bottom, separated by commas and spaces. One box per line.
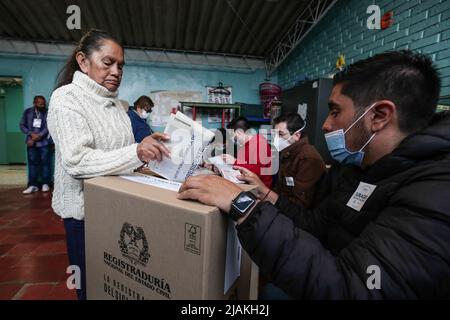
265, 191, 278, 205
257, 186, 269, 199
229, 191, 258, 222
236, 200, 259, 225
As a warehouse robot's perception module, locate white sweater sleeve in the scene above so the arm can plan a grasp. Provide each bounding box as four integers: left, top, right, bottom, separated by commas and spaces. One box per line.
48, 105, 142, 179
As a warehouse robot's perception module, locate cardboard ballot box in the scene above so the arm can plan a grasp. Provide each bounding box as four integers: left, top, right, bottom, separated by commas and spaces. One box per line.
84, 176, 258, 300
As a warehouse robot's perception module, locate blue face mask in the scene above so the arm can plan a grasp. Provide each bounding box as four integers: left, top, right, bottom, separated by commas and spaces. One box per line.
324, 103, 376, 166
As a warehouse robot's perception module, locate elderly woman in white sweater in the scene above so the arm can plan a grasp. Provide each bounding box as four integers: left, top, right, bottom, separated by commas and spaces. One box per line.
47, 30, 170, 300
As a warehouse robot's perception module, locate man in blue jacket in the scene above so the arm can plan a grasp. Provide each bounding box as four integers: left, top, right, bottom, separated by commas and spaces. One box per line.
127, 95, 154, 143
20, 95, 53, 194
178, 50, 450, 299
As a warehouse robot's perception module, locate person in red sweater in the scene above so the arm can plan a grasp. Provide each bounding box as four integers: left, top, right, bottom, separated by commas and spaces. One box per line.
223, 117, 273, 188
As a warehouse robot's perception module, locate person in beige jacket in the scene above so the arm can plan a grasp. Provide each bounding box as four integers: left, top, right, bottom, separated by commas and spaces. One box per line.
47, 29, 170, 300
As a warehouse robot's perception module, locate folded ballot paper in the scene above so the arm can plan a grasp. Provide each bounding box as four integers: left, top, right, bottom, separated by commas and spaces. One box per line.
208, 155, 245, 184
147, 111, 215, 182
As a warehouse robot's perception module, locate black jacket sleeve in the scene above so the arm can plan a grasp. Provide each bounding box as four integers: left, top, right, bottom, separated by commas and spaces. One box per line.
237, 178, 450, 299
275, 194, 339, 240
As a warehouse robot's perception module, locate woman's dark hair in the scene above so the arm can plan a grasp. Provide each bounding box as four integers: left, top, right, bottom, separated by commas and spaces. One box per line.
55, 29, 121, 89
133, 95, 154, 109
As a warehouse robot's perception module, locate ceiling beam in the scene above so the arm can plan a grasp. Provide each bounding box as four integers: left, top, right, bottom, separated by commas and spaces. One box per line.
221, 1, 255, 53
0, 2, 26, 37
39, 0, 72, 42
184, 0, 201, 50
164, 0, 177, 49
257, 0, 303, 56
265, 0, 337, 76
193, 0, 213, 51
3, 0, 39, 40
0, 38, 265, 71
238, 1, 273, 55
153, 0, 164, 48
204, 0, 229, 52
115, 0, 136, 46
175, 0, 189, 50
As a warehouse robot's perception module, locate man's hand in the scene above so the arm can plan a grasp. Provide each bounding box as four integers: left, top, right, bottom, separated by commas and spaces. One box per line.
234, 166, 279, 204
178, 175, 242, 213
233, 166, 267, 198
137, 132, 171, 163
26, 139, 34, 147
31, 133, 41, 141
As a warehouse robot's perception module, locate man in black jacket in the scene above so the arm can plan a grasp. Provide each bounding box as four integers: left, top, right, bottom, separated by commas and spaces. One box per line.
178, 50, 450, 299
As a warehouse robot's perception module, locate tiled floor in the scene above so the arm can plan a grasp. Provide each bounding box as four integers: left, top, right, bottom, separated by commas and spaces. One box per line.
0, 187, 77, 300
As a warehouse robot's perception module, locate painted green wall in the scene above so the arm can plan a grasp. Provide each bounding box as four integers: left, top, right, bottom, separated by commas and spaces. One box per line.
0, 52, 273, 164
278, 0, 450, 98
0, 97, 6, 164
0, 86, 26, 164
0, 54, 270, 135
4, 86, 25, 163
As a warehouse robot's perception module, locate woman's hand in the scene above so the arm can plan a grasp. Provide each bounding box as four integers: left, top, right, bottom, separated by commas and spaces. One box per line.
135, 163, 152, 174
137, 132, 171, 163
203, 162, 217, 173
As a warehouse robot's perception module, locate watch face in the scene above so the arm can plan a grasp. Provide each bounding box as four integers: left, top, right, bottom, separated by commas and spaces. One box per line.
235, 194, 255, 212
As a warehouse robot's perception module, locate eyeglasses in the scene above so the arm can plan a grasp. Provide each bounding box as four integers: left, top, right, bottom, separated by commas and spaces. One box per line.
142, 104, 153, 111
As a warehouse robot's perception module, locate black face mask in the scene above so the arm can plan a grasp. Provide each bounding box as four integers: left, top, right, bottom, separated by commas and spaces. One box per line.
35, 106, 46, 112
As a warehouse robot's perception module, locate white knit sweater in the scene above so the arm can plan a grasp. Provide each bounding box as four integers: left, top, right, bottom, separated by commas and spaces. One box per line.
47, 71, 142, 220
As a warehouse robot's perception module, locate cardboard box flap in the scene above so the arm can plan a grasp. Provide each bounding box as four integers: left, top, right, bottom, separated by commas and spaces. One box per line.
85, 176, 217, 214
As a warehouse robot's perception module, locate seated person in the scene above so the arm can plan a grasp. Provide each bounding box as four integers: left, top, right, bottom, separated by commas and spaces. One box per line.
224, 116, 272, 188
271, 113, 326, 208
127, 95, 154, 143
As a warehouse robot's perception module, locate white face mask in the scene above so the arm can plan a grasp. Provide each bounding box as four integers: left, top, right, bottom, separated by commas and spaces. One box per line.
273, 134, 291, 152
140, 110, 150, 120
273, 124, 305, 152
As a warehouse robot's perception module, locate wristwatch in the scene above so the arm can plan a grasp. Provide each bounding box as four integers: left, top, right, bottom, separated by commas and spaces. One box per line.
229, 191, 257, 222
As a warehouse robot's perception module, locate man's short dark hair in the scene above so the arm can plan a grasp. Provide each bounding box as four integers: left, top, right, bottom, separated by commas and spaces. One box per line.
333, 50, 441, 134
33, 95, 45, 102
133, 95, 154, 109
228, 116, 250, 131
273, 113, 305, 134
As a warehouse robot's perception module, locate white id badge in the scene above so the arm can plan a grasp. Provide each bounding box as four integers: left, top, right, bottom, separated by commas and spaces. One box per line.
346, 182, 377, 212
285, 177, 295, 186
33, 118, 42, 128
